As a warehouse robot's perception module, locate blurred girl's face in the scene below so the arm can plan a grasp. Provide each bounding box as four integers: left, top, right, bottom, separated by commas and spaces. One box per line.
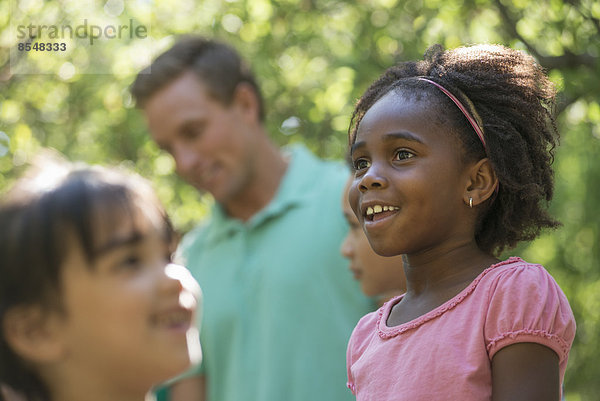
53, 207, 200, 397
341, 179, 406, 298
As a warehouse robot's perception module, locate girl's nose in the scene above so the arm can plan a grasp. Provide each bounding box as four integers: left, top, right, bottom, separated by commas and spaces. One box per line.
341, 235, 354, 259
358, 164, 388, 192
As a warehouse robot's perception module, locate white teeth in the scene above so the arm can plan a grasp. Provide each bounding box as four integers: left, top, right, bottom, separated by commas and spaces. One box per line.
365, 204, 399, 217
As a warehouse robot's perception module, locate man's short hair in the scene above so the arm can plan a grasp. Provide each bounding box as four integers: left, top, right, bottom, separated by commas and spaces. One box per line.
131, 36, 264, 121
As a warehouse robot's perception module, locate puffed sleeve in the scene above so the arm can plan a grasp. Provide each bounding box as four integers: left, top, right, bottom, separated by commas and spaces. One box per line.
484, 262, 576, 367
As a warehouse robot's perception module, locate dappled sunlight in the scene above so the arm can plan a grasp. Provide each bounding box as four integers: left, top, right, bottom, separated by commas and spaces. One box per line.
1, 0, 598, 398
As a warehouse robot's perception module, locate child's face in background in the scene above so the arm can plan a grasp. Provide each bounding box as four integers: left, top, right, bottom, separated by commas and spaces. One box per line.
53, 207, 201, 395
341, 179, 406, 298
349, 90, 470, 258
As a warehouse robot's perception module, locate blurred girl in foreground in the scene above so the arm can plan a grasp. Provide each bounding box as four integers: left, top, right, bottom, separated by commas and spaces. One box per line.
0, 153, 201, 401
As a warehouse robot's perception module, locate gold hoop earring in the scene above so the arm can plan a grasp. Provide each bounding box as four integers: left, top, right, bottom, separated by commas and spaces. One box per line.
469, 197, 473, 208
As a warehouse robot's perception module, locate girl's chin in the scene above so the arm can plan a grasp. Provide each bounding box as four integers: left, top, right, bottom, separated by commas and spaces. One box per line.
366, 236, 403, 257
362, 287, 376, 298
370, 246, 403, 258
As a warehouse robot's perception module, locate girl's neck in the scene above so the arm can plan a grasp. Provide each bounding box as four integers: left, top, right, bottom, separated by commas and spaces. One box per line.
386, 243, 499, 327
376, 290, 406, 307
402, 241, 498, 297
45, 370, 150, 401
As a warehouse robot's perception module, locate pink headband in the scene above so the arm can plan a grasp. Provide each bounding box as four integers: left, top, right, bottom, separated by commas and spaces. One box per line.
416, 77, 486, 150
417, 77, 499, 197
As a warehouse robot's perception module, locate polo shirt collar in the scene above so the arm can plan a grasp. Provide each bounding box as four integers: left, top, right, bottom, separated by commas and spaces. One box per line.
206, 144, 317, 240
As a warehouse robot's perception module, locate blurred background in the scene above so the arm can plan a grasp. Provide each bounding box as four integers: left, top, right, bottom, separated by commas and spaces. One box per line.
0, 0, 598, 399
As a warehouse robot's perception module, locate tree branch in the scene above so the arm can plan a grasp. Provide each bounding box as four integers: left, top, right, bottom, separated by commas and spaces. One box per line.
564, 0, 600, 35
493, 0, 598, 70
556, 93, 577, 116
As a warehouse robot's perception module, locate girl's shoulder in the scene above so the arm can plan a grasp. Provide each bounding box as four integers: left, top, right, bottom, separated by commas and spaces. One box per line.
479, 256, 573, 315
482, 256, 564, 295
482, 257, 576, 362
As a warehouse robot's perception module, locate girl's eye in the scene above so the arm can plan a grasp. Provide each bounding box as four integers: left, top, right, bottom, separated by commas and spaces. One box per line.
394, 150, 414, 161
353, 158, 371, 171
119, 254, 142, 270
183, 129, 198, 140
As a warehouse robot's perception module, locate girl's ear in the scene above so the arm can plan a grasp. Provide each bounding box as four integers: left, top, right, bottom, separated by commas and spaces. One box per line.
463, 158, 498, 207
3, 305, 67, 364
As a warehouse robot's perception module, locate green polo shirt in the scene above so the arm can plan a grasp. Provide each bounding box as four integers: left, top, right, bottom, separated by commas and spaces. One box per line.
178, 145, 373, 401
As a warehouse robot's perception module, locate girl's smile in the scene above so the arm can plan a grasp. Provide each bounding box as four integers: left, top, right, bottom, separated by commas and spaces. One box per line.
361, 200, 402, 235
364, 203, 400, 221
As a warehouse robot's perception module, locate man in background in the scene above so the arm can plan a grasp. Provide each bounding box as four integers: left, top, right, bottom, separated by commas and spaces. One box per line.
132, 36, 372, 401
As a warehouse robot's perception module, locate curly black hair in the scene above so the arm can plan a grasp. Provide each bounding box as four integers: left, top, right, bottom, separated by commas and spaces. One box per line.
348, 44, 560, 256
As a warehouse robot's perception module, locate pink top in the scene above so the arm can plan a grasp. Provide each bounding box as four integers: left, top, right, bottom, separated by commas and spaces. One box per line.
346, 257, 576, 400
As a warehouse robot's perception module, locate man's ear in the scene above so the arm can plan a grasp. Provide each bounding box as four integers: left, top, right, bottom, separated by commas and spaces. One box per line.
232, 82, 261, 123
3, 305, 67, 364
463, 158, 498, 207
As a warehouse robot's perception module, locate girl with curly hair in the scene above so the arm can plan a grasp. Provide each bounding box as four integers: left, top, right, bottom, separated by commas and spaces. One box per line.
345, 44, 575, 401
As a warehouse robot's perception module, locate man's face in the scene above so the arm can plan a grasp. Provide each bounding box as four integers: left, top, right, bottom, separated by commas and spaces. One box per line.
143, 70, 259, 205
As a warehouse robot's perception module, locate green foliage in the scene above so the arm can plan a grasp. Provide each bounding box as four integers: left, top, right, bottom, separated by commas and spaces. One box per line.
1, 0, 598, 398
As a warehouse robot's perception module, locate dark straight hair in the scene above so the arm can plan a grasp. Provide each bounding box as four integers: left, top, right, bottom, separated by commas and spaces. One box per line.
0, 158, 174, 401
